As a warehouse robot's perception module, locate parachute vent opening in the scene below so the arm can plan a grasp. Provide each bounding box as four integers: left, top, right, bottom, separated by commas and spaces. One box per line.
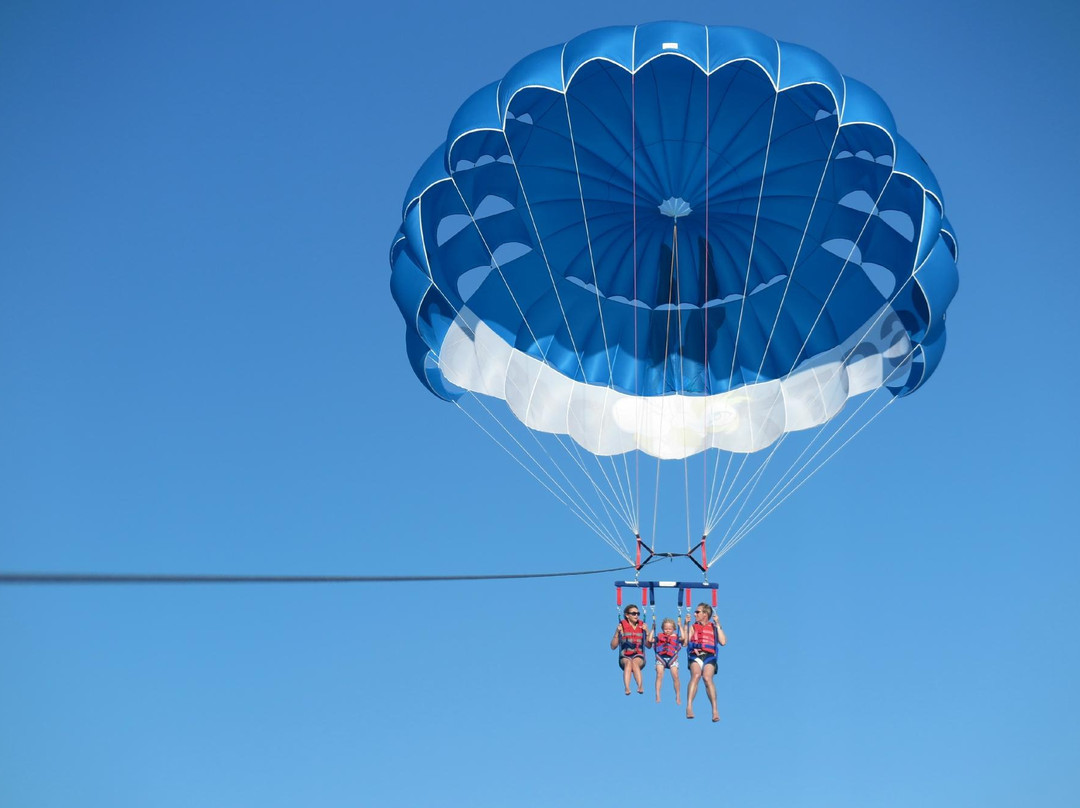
659, 197, 692, 218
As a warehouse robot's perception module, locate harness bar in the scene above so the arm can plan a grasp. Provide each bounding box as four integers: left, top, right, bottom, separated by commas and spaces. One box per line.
613, 581, 719, 589
613, 580, 719, 609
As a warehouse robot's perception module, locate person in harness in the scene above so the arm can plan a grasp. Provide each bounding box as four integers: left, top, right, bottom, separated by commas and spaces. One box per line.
610, 604, 649, 695
648, 617, 686, 704
685, 603, 726, 721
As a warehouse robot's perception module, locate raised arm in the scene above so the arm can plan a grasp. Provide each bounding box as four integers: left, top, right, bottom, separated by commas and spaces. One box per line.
713, 615, 727, 647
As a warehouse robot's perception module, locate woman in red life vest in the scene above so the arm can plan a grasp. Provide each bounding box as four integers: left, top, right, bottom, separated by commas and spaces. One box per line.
648, 617, 686, 704
685, 603, 726, 722
610, 604, 649, 695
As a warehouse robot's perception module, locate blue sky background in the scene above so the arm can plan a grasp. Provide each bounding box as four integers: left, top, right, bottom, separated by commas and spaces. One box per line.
2, 1, 1078, 806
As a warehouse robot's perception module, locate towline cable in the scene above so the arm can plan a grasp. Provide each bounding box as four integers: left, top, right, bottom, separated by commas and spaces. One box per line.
0, 564, 644, 586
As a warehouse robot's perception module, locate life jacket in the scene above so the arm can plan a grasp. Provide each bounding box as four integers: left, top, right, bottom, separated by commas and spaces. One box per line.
688, 622, 719, 655
619, 619, 647, 655
654, 631, 682, 658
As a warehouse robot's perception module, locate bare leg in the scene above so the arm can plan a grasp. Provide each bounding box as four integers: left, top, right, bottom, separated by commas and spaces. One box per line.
672, 667, 682, 705
621, 658, 633, 695
703, 664, 719, 721
633, 657, 645, 693
686, 662, 703, 718
655, 665, 664, 702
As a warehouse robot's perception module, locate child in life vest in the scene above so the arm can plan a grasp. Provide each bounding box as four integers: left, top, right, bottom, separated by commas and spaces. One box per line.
610, 604, 648, 695
648, 617, 686, 704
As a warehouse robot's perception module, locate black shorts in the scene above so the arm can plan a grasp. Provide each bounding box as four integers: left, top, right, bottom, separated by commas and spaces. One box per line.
688, 652, 717, 671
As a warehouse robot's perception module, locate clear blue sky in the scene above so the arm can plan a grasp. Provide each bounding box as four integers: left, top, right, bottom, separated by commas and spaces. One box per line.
2, 1, 1077, 806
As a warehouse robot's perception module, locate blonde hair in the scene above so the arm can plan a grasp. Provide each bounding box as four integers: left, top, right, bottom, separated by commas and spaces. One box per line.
661, 618, 677, 631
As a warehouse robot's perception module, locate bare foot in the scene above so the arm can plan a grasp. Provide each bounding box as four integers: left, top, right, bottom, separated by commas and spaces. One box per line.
686, 712, 695, 719
712, 714, 720, 723
676, 698, 682, 705
655, 697, 661, 703
625, 689, 631, 695
637, 687, 644, 694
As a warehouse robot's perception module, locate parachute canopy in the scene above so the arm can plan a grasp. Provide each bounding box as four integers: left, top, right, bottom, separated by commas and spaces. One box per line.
390, 23, 957, 559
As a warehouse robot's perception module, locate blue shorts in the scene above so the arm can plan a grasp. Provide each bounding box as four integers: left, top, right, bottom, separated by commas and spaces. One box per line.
656, 654, 679, 670
618, 651, 645, 668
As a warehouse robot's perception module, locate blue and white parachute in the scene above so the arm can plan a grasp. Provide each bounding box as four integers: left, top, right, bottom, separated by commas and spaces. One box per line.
390, 23, 958, 560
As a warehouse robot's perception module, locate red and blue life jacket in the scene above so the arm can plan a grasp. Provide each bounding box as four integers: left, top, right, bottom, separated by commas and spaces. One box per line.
619, 619, 647, 656
654, 631, 682, 658
688, 623, 719, 656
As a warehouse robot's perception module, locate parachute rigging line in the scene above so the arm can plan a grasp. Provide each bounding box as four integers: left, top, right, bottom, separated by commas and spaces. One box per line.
702, 170, 927, 548
454, 393, 633, 558
429, 174, 640, 550
714, 347, 915, 561
704, 116, 847, 538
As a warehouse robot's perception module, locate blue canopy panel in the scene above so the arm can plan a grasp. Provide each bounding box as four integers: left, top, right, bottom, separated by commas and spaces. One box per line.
390, 23, 958, 458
